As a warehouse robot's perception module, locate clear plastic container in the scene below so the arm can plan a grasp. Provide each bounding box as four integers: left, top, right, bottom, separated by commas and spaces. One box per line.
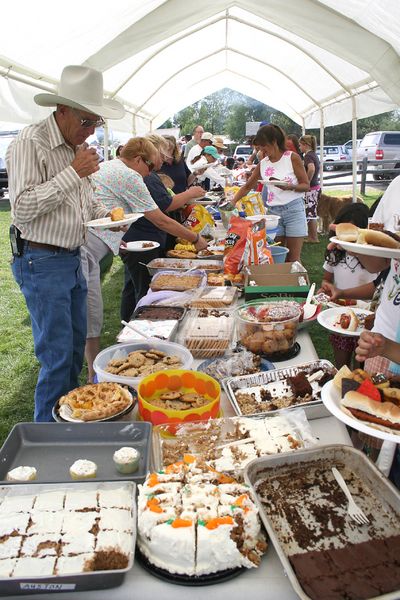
236, 301, 301, 355
178, 308, 235, 358
190, 286, 239, 308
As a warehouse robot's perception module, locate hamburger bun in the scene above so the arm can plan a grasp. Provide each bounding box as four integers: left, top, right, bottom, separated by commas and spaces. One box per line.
110, 207, 125, 221
335, 222, 359, 242
356, 228, 400, 249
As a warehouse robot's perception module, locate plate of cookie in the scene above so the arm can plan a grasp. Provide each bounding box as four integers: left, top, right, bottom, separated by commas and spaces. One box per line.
93, 341, 194, 388
53, 382, 136, 423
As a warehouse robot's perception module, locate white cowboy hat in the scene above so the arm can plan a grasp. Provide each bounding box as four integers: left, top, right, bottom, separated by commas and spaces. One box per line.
34, 65, 125, 120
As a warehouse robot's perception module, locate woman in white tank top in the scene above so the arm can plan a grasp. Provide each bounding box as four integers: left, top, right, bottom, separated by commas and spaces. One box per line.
233, 124, 309, 262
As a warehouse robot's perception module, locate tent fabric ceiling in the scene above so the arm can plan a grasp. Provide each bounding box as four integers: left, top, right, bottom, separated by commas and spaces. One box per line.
0, 0, 399, 133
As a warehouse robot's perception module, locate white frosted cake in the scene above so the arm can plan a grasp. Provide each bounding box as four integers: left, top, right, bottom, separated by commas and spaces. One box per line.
0, 485, 134, 578
137, 458, 267, 576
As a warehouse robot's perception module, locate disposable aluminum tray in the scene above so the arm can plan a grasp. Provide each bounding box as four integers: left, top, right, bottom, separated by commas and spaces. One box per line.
224, 360, 335, 420
146, 258, 223, 276
244, 445, 400, 600
0, 422, 152, 484
0, 480, 136, 596
133, 305, 187, 322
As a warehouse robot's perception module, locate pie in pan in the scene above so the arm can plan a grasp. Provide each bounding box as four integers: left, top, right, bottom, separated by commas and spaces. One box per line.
58, 382, 133, 421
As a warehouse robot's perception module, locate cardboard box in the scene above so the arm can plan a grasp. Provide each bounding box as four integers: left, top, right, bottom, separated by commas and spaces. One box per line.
244, 263, 310, 300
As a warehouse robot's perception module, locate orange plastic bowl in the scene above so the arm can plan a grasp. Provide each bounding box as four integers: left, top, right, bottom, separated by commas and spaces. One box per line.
137, 369, 220, 427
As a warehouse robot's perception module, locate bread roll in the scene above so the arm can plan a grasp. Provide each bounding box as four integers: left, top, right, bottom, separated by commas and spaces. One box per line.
335, 223, 359, 242
110, 207, 125, 221
356, 228, 400, 249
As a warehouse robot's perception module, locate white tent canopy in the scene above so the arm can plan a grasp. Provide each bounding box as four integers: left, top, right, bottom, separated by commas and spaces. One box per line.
1, 0, 400, 134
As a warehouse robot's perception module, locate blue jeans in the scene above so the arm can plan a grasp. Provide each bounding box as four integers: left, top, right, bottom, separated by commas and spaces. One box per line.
11, 245, 87, 422
268, 197, 308, 238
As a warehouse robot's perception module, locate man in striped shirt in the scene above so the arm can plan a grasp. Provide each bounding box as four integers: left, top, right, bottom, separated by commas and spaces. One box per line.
6, 65, 124, 421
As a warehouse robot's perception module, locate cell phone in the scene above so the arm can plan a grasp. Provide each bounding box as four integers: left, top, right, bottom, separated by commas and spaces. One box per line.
9, 225, 23, 257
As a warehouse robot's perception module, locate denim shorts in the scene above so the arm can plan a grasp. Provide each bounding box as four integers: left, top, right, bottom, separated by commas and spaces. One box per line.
268, 197, 308, 237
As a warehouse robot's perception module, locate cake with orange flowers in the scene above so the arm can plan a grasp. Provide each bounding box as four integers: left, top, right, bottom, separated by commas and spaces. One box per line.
137, 457, 267, 576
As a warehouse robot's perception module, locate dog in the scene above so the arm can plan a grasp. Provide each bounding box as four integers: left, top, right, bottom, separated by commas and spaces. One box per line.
317, 193, 364, 234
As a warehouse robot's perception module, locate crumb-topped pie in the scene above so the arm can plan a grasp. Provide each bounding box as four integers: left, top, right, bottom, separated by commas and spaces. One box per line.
58, 383, 133, 421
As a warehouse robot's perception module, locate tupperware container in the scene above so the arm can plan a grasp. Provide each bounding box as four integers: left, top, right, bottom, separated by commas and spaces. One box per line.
137, 369, 220, 428
177, 308, 235, 358
235, 300, 301, 355
93, 341, 193, 389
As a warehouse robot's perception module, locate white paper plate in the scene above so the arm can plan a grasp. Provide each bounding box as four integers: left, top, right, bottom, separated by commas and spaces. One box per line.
317, 307, 372, 337
258, 179, 289, 187
327, 299, 371, 310
330, 236, 400, 260
85, 213, 143, 229
122, 241, 160, 252
207, 244, 225, 252
321, 379, 400, 443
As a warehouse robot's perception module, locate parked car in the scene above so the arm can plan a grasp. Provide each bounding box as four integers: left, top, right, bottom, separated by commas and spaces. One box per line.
317, 145, 349, 171
233, 144, 253, 160
0, 133, 18, 197
357, 131, 400, 180
342, 139, 362, 158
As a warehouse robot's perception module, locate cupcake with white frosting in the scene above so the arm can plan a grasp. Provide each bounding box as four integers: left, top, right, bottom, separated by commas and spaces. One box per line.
113, 447, 140, 474
69, 459, 97, 480
6, 466, 37, 482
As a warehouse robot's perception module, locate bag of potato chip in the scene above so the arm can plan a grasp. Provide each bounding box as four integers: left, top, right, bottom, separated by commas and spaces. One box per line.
223, 216, 250, 275
243, 219, 273, 266
237, 191, 266, 216
182, 204, 215, 237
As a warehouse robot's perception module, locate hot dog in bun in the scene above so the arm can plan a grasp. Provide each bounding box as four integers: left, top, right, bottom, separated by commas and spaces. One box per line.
336, 309, 359, 332
356, 229, 400, 249
341, 390, 400, 433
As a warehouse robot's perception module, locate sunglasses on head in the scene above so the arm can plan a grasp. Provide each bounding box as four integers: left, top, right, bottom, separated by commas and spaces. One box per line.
72, 108, 105, 128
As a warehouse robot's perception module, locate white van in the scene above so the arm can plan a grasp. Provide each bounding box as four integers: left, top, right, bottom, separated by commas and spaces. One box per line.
233, 145, 253, 160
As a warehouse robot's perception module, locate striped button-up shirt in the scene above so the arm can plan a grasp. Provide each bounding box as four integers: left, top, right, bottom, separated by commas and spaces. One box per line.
6, 113, 108, 248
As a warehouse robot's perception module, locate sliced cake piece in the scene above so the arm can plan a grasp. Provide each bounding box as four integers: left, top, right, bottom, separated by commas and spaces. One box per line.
95, 530, 132, 555
55, 553, 94, 575
61, 531, 96, 555
64, 490, 98, 511
98, 487, 132, 510
61, 511, 98, 534
20, 534, 60, 557
0, 536, 23, 559
0, 495, 36, 514
0, 558, 16, 578
13, 556, 56, 577
0, 513, 30, 537
98, 508, 133, 532
28, 511, 63, 535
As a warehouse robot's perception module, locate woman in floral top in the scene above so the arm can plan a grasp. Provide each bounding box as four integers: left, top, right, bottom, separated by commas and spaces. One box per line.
233, 124, 309, 262
82, 137, 207, 381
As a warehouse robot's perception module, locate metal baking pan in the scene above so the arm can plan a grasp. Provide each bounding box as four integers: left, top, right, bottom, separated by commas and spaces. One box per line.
133, 304, 187, 322
0, 480, 136, 596
225, 360, 335, 419
244, 445, 400, 600
0, 422, 152, 484
146, 258, 223, 276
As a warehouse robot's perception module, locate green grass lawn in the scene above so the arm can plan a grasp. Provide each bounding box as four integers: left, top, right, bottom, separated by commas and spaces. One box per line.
0, 188, 381, 444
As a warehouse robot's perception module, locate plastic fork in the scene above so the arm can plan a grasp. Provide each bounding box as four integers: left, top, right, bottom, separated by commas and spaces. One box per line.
332, 467, 370, 525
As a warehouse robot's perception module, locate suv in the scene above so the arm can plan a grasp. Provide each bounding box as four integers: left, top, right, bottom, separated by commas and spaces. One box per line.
233, 145, 253, 160
357, 131, 400, 180
317, 145, 349, 171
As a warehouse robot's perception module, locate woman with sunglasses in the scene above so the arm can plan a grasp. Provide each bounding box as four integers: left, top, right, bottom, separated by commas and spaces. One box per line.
83, 136, 207, 381
120, 134, 205, 321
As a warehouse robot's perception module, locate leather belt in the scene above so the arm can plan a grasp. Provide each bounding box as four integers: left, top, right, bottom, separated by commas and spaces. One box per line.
25, 241, 77, 253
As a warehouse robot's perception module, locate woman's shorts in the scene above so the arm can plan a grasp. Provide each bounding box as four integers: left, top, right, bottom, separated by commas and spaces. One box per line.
304, 188, 321, 221
268, 196, 307, 238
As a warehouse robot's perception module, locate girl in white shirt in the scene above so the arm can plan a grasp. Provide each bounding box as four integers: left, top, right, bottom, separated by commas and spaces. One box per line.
320, 203, 378, 368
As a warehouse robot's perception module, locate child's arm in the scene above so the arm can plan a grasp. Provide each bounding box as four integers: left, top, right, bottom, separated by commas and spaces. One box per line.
356, 331, 400, 364
319, 280, 376, 303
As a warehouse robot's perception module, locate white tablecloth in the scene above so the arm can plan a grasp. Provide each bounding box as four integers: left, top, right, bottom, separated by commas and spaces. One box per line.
10, 331, 352, 600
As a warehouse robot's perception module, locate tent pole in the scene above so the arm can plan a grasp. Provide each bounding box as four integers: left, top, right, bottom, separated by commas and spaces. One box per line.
351, 95, 357, 202
103, 121, 109, 161
132, 113, 136, 136
301, 117, 305, 135
319, 109, 324, 192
